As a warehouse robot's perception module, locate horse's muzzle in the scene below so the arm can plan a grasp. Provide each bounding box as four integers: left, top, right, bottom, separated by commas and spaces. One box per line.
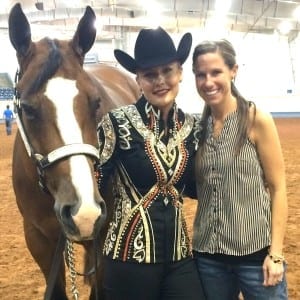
58, 198, 107, 242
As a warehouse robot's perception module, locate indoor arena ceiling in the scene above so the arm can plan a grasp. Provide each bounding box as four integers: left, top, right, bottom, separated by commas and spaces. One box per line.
0, 0, 300, 40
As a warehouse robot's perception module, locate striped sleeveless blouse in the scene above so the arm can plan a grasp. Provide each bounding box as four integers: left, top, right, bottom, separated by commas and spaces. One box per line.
193, 111, 271, 256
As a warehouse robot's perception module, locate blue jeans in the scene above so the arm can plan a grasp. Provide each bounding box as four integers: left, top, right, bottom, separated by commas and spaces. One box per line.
194, 254, 288, 300
5, 119, 12, 135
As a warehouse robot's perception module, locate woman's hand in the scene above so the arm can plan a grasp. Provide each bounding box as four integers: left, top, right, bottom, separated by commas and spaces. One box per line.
262, 254, 284, 286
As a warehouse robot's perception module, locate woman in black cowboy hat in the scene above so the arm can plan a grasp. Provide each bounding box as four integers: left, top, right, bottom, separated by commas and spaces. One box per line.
97, 26, 205, 300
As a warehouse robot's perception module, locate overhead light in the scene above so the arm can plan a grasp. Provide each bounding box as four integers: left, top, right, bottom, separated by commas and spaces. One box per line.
293, 6, 300, 20
35, 1, 44, 11
215, 0, 231, 13
144, 1, 162, 28
277, 20, 293, 35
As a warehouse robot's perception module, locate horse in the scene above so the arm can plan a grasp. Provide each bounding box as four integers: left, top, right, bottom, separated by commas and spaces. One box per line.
8, 3, 139, 300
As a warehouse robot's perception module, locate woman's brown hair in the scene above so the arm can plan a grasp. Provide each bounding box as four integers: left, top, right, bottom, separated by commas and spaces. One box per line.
192, 39, 256, 154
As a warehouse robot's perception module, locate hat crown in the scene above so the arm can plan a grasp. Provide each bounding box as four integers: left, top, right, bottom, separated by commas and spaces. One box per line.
134, 27, 176, 66
114, 26, 192, 73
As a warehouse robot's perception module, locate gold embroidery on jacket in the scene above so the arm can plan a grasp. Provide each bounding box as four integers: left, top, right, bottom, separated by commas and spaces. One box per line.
102, 105, 195, 263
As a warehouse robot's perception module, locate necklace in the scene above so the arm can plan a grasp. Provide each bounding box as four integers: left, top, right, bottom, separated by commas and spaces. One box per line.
145, 102, 180, 167
146, 102, 179, 143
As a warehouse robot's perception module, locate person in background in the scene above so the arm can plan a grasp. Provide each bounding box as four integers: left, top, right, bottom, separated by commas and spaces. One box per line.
191, 39, 288, 300
3, 104, 14, 135
96, 27, 205, 300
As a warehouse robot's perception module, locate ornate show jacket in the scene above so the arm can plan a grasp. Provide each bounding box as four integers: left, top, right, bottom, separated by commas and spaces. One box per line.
97, 96, 201, 263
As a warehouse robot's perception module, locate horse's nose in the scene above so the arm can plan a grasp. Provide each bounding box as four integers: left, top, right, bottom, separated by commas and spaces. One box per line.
59, 196, 105, 240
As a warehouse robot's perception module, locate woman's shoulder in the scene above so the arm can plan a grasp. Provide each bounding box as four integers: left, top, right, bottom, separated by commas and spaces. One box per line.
108, 104, 137, 120
249, 105, 277, 142
250, 105, 274, 128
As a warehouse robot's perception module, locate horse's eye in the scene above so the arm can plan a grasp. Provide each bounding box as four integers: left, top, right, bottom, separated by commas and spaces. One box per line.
21, 102, 39, 120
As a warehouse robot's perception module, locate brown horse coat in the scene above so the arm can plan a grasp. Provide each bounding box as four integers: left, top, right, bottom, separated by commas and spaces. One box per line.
9, 3, 139, 300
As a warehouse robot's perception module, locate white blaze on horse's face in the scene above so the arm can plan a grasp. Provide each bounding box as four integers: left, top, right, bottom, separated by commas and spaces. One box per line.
45, 77, 101, 239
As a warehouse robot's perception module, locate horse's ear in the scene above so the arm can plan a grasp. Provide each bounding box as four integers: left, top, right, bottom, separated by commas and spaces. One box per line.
8, 3, 32, 56
72, 6, 96, 57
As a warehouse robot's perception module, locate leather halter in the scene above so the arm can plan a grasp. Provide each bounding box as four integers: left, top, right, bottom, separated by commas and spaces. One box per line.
14, 70, 100, 193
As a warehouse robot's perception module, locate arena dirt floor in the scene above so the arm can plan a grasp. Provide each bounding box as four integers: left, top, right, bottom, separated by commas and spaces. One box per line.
0, 119, 299, 299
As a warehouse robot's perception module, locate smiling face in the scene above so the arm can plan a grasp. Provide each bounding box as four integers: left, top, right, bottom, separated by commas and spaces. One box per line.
193, 52, 238, 108
136, 61, 182, 114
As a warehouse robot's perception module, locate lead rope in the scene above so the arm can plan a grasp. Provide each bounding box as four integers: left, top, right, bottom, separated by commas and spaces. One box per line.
66, 239, 80, 300
44, 232, 66, 300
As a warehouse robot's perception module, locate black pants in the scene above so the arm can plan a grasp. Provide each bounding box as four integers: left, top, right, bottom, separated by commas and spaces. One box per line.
103, 256, 205, 300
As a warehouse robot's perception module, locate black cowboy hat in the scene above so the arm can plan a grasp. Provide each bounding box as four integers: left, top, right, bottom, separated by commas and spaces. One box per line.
114, 27, 192, 74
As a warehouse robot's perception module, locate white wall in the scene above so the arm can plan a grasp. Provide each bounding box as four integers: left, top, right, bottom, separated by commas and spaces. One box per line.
89, 29, 300, 114
178, 30, 300, 114
1, 28, 299, 115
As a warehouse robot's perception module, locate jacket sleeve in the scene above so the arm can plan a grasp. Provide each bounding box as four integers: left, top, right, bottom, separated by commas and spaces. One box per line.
96, 113, 118, 192
183, 113, 202, 200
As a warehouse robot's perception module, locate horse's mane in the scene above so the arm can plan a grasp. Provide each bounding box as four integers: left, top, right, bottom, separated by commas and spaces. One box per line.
25, 38, 62, 96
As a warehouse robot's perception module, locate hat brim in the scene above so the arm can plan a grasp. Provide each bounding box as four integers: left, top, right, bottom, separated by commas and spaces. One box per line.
114, 32, 192, 74
177, 32, 192, 65
114, 50, 137, 74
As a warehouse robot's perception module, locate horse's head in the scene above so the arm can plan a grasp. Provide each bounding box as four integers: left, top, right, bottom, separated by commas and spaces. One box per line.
9, 3, 106, 241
